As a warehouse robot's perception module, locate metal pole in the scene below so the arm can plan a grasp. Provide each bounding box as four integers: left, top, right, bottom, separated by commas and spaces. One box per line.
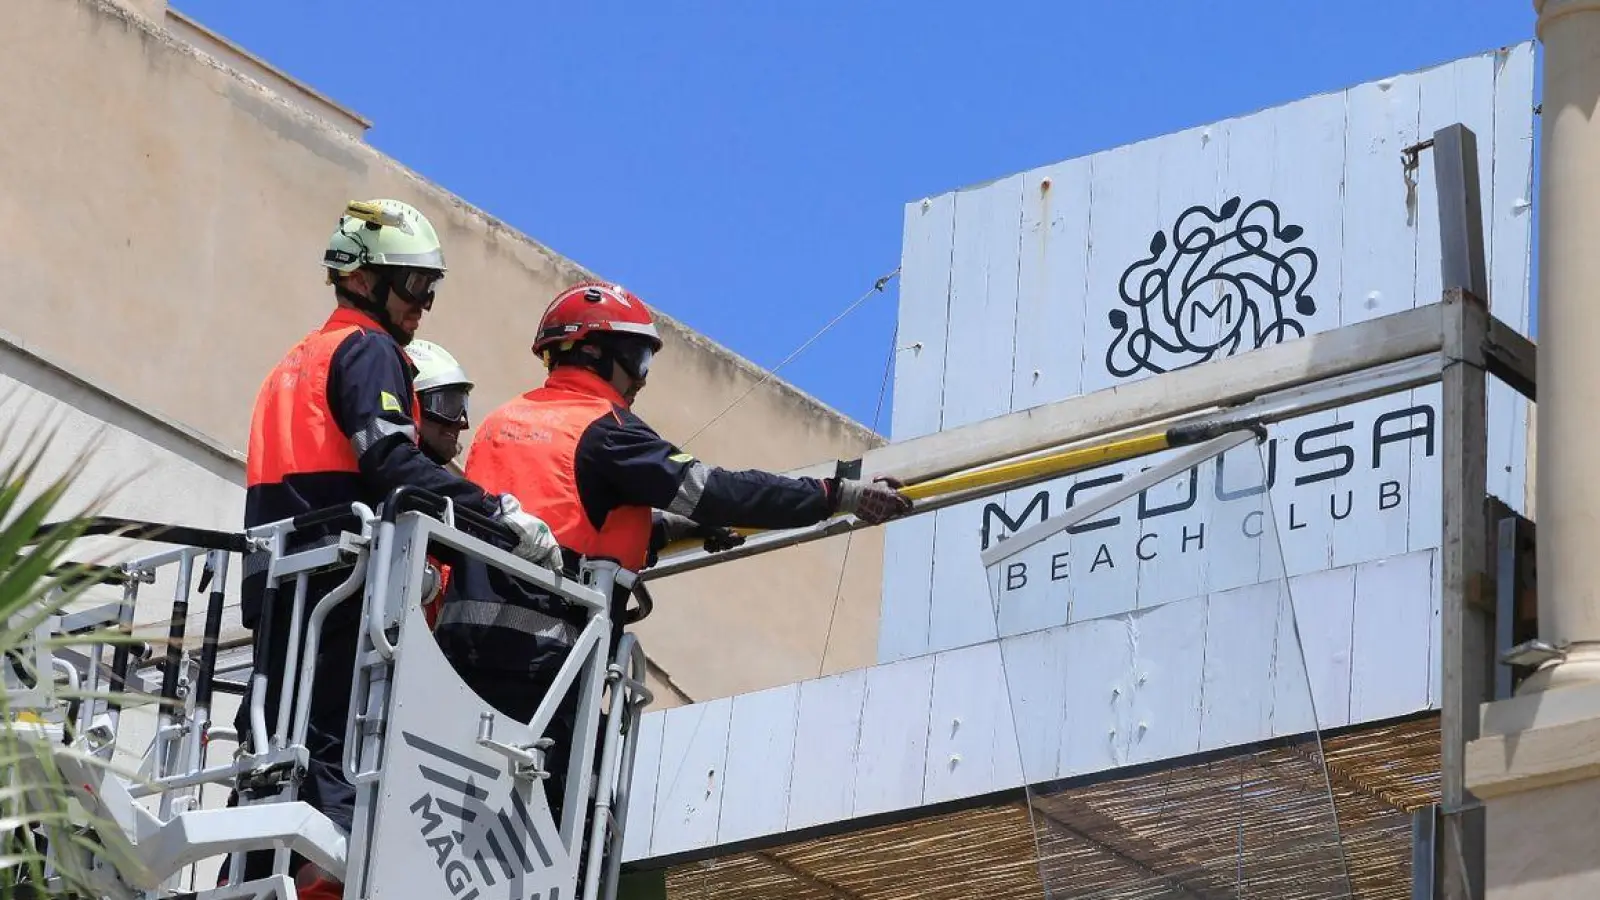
1433, 124, 1493, 900
104, 577, 140, 740
191, 552, 230, 752
157, 551, 196, 823
1414, 805, 1440, 900
648, 352, 1444, 580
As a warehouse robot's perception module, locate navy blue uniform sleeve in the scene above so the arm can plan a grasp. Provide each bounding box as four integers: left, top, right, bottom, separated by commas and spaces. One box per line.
327, 331, 501, 518
574, 406, 834, 531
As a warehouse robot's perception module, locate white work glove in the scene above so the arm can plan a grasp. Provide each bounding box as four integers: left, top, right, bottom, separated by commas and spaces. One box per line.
494, 494, 563, 568
831, 475, 914, 525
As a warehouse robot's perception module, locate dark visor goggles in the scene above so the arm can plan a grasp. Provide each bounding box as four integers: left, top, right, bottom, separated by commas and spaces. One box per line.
419, 386, 470, 427
613, 341, 654, 381
381, 266, 443, 310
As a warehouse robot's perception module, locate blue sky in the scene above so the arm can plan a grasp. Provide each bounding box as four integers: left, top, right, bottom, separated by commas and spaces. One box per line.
178, 1, 1538, 433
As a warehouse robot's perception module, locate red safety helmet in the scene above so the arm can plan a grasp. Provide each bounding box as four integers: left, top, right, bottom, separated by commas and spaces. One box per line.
533, 281, 663, 356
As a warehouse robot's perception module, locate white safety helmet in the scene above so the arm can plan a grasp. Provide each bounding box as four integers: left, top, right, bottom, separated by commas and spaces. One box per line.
405, 339, 474, 427
406, 339, 473, 393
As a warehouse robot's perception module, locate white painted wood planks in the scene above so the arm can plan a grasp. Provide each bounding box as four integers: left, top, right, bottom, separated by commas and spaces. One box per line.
622, 44, 1533, 869
880, 47, 1534, 668
624, 548, 1437, 861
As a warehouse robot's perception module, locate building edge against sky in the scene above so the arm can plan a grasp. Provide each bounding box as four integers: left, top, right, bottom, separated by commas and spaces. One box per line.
0, 0, 895, 721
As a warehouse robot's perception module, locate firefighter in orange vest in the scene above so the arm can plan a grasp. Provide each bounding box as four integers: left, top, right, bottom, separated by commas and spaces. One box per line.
433, 280, 913, 822
403, 337, 476, 628
231, 200, 560, 898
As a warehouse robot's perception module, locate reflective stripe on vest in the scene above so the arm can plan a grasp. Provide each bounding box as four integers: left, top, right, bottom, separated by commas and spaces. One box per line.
433, 598, 580, 644
246, 308, 422, 488
464, 368, 653, 571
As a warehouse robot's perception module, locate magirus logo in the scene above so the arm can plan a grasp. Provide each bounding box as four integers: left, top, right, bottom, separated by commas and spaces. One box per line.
401, 731, 563, 900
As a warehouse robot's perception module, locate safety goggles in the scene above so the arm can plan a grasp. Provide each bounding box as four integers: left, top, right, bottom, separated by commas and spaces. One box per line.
419, 386, 470, 427
383, 267, 443, 310
614, 342, 654, 381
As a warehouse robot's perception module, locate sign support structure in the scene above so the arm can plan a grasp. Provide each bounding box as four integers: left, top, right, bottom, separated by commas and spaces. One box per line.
1431, 122, 1501, 900
639, 121, 1539, 899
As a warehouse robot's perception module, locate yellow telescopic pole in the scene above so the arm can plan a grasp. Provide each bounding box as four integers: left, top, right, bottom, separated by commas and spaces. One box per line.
655, 420, 1258, 560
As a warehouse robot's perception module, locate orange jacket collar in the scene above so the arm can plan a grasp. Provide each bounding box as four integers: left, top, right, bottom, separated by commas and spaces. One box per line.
324, 307, 386, 334
539, 366, 629, 408
323, 308, 417, 375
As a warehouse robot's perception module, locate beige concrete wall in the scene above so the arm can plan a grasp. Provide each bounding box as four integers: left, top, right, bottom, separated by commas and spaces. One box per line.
0, 0, 884, 705
1486, 778, 1600, 899
0, 329, 245, 629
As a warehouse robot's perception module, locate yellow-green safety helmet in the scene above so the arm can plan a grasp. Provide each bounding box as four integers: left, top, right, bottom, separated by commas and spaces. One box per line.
323, 199, 447, 277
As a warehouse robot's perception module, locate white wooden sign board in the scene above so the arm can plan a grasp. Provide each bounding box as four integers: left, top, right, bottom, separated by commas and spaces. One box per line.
879, 45, 1536, 687
619, 46, 1536, 866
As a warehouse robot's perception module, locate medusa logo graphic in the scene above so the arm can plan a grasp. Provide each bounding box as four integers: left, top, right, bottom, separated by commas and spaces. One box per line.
1104, 196, 1319, 378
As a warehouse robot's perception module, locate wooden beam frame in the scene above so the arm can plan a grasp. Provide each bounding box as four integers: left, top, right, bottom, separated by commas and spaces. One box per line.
865, 302, 1447, 487
1437, 288, 1491, 900
648, 306, 1450, 580
1432, 122, 1493, 900
1485, 316, 1537, 403
628, 292, 1532, 870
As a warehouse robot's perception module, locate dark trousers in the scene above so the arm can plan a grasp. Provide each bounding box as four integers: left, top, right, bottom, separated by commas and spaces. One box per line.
224, 614, 361, 885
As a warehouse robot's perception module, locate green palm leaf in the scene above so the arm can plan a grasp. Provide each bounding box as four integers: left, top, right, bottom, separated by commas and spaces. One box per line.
1, 423, 153, 899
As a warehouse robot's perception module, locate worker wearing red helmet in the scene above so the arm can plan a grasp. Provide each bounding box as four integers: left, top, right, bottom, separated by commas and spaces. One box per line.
433, 280, 913, 821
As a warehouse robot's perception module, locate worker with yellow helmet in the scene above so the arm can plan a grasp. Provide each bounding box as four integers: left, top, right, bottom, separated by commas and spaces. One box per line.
230, 199, 559, 899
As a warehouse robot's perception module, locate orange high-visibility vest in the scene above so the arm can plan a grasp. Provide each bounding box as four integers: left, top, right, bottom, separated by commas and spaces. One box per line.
464, 368, 653, 571
246, 308, 421, 488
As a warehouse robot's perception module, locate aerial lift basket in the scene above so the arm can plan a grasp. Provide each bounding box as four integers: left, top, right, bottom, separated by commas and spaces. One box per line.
7, 487, 653, 900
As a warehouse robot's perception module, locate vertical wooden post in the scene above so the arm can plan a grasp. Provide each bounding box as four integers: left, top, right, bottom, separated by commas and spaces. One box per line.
1493, 509, 1539, 700
1433, 123, 1493, 900
1433, 126, 1490, 301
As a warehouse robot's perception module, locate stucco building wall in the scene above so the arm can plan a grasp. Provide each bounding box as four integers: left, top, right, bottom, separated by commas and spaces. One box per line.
0, 0, 884, 705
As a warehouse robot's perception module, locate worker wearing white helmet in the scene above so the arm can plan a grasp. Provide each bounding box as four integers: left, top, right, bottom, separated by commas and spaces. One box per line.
403, 338, 476, 632
405, 338, 475, 466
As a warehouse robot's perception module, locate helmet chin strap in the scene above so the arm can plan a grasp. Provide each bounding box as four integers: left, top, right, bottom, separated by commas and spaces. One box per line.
591, 344, 650, 396
336, 274, 411, 345
554, 340, 648, 400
